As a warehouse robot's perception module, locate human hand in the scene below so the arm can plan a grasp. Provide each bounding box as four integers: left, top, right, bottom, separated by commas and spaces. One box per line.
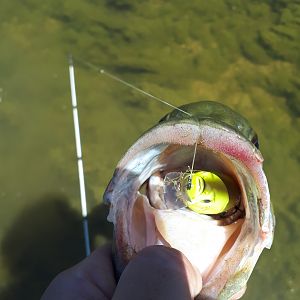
41, 245, 202, 300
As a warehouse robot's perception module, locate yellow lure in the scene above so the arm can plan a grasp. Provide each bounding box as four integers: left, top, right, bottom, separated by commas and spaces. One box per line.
184, 171, 234, 214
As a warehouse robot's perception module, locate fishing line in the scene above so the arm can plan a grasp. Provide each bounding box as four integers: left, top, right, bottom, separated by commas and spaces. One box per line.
190, 142, 198, 174
100, 69, 192, 116
68, 55, 91, 257
73, 57, 192, 117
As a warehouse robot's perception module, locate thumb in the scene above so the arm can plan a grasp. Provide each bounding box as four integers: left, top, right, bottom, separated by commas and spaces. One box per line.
112, 245, 202, 300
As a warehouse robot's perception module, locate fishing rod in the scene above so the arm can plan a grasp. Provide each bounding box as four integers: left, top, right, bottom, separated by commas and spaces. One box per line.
68, 55, 91, 257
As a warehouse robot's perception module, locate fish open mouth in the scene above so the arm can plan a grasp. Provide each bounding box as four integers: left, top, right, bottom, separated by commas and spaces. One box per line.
130, 144, 246, 282
146, 145, 245, 225
105, 119, 272, 297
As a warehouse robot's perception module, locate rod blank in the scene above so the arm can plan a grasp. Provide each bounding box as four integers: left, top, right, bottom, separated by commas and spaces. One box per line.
68, 55, 91, 256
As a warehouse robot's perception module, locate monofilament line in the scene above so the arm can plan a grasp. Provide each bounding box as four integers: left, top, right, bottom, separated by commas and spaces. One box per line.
190, 142, 198, 175
100, 69, 192, 116
68, 55, 91, 257
72, 57, 192, 117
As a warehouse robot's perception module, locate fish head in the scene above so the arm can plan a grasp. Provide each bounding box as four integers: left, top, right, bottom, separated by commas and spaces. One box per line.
104, 101, 275, 299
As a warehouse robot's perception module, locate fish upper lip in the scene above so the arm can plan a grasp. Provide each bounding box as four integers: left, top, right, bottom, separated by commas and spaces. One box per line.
113, 120, 262, 173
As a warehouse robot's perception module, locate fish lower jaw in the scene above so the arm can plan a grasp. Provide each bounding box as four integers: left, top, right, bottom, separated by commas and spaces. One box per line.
127, 192, 243, 284
154, 209, 243, 281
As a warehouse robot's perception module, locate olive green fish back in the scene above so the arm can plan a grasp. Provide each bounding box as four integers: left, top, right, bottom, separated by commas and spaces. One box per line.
160, 101, 258, 147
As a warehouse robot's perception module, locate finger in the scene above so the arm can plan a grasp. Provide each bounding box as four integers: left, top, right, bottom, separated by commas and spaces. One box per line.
112, 245, 202, 300
41, 244, 116, 300
74, 244, 116, 298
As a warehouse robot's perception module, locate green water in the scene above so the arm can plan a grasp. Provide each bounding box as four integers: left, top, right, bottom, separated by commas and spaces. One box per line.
0, 0, 299, 299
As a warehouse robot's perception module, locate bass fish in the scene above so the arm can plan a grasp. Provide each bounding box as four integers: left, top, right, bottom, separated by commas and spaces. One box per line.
104, 101, 275, 299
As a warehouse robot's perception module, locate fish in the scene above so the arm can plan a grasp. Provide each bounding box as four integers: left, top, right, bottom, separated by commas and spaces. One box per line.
103, 101, 275, 299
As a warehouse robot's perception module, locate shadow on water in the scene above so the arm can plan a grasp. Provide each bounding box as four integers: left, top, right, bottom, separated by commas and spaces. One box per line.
0, 194, 113, 300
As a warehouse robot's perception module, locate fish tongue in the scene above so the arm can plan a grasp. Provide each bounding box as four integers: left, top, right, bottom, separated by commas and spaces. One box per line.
153, 210, 239, 278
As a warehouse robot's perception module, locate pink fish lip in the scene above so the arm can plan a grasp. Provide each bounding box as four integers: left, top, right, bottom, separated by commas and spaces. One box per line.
104, 119, 274, 299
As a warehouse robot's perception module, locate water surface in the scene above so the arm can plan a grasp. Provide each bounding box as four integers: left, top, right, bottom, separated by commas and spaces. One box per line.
0, 1, 299, 299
